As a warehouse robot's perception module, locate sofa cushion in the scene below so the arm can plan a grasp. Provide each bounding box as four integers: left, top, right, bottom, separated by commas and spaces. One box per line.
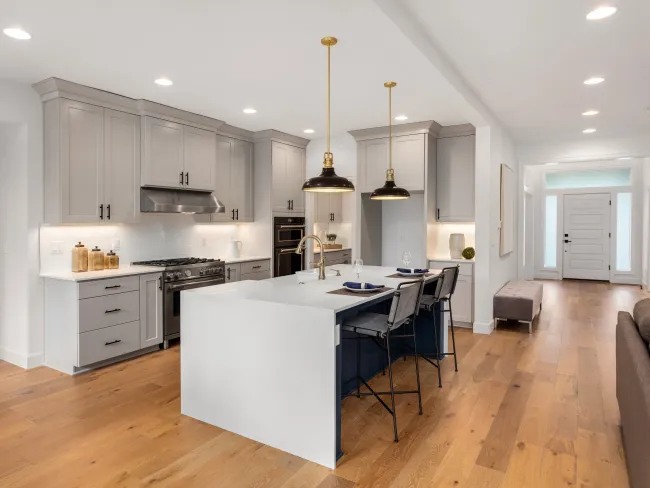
633, 299, 650, 343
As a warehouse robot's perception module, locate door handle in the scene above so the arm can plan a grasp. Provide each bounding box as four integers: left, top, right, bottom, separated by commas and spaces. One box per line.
564, 239, 572, 243
158, 277, 162, 290
288, 200, 291, 210
231, 209, 235, 220
107, 204, 111, 220
437, 208, 440, 219
105, 339, 122, 346
235, 209, 239, 220
185, 172, 189, 186
104, 308, 122, 314
290, 200, 293, 210
180, 172, 184, 185
104, 285, 121, 289
227, 268, 231, 280
99, 204, 104, 220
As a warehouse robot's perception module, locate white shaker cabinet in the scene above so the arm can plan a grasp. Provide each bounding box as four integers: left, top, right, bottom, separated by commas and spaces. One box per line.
225, 260, 270, 282
313, 193, 343, 223
436, 135, 475, 222
141, 117, 184, 189
139, 273, 163, 349
43, 99, 140, 224
272, 142, 305, 213
429, 260, 474, 326
358, 135, 425, 193
183, 125, 217, 191
359, 139, 389, 194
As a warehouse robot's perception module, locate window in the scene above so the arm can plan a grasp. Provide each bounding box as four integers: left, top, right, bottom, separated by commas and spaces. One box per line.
546, 168, 631, 190
616, 193, 632, 272
544, 195, 557, 268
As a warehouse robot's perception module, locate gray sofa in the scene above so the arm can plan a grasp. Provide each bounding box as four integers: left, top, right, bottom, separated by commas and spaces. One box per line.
616, 302, 650, 488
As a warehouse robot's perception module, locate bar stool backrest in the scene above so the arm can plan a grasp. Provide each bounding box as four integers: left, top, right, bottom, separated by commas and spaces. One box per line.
388, 279, 424, 330
434, 266, 459, 301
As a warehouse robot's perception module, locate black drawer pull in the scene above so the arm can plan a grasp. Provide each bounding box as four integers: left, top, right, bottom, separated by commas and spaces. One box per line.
252, 265, 262, 269
104, 285, 122, 289
104, 308, 122, 314
105, 339, 122, 346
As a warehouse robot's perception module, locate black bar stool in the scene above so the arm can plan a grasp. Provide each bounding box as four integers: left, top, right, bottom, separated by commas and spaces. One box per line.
342, 279, 425, 442
419, 265, 460, 388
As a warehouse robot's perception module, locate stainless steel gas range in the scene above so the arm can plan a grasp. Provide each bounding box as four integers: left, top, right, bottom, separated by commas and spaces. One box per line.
132, 258, 226, 348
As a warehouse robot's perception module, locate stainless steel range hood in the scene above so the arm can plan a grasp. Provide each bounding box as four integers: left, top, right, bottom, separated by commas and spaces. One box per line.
140, 188, 225, 214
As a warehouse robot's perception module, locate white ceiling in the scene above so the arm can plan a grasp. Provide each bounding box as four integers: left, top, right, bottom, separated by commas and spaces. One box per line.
401, 0, 650, 145
0, 0, 473, 138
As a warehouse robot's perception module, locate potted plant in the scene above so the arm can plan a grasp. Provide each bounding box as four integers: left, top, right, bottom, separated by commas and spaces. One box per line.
326, 233, 337, 243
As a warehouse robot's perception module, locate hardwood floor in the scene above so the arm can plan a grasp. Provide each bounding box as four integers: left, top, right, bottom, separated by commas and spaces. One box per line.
0, 280, 642, 487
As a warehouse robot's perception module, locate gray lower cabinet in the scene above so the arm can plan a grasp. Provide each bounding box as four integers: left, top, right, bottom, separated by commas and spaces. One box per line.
225, 260, 271, 282
43, 272, 163, 375
314, 249, 351, 266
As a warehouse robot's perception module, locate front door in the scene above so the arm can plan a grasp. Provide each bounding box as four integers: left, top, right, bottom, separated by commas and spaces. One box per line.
562, 193, 611, 281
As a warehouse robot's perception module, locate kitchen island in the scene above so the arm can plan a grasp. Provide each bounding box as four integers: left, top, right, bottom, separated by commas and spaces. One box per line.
181, 265, 446, 468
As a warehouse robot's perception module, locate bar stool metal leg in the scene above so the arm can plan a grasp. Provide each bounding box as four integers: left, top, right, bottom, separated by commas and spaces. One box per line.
448, 301, 458, 372
411, 321, 423, 414
385, 330, 399, 442
431, 306, 442, 387
356, 334, 361, 398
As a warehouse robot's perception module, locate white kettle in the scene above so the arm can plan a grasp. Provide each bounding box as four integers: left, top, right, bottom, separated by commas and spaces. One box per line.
226, 240, 242, 259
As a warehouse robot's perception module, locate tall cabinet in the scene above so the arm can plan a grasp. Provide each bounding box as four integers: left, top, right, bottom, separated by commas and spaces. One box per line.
271, 141, 306, 213
436, 125, 476, 222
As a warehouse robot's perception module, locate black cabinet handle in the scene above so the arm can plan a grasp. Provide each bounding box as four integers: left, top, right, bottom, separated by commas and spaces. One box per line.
158, 277, 162, 290
104, 285, 122, 289
104, 308, 121, 314
227, 268, 231, 280
564, 239, 572, 243
437, 208, 440, 219
287, 200, 291, 210
185, 172, 189, 186
291, 200, 294, 210
252, 265, 262, 269
107, 204, 111, 220
99, 204, 104, 220
236, 209, 239, 220
231, 209, 235, 220
180, 172, 184, 185
105, 339, 122, 346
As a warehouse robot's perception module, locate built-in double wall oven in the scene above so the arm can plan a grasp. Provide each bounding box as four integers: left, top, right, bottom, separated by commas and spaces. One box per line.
274, 216, 305, 277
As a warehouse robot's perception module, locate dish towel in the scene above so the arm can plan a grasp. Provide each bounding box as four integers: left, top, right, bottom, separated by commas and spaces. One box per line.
343, 282, 384, 290
396, 268, 429, 274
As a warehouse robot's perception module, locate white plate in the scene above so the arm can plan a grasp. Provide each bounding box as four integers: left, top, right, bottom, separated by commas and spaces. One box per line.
397, 271, 426, 277
344, 286, 383, 293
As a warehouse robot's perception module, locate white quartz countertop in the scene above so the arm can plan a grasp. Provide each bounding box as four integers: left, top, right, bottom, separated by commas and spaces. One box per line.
40, 266, 162, 282
187, 264, 441, 314
314, 248, 351, 254
224, 256, 271, 265
428, 257, 475, 264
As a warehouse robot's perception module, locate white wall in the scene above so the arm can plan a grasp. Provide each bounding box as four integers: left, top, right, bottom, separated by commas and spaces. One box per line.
643, 158, 650, 289
426, 223, 475, 260
0, 81, 43, 368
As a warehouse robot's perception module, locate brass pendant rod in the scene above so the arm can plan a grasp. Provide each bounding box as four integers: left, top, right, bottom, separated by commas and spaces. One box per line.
388, 84, 392, 171
326, 42, 331, 155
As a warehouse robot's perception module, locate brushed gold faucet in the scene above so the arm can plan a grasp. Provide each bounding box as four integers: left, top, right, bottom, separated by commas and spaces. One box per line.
295, 235, 327, 280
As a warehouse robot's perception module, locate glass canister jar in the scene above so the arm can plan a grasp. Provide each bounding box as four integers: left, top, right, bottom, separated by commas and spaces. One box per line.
88, 246, 105, 271
104, 250, 119, 270
71, 242, 88, 272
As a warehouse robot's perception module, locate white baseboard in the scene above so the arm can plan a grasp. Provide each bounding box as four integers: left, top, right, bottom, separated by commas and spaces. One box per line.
473, 320, 494, 335
0, 346, 44, 370
610, 275, 642, 286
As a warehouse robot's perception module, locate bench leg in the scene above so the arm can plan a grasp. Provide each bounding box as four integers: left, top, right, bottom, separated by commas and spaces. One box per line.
528, 321, 532, 334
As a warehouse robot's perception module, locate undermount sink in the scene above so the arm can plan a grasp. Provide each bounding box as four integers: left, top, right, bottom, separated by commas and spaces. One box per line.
296, 268, 339, 283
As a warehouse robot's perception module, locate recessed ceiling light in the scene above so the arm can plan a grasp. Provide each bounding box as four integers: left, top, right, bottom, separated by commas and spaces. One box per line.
584, 77, 605, 85
3, 27, 31, 40
617, 157, 632, 160
582, 110, 600, 116
587, 6, 618, 20
394, 115, 408, 121
583, 128, 597, 134
242, 108, 257, 114
154, 78, 173, 86
303, 129, 315, 134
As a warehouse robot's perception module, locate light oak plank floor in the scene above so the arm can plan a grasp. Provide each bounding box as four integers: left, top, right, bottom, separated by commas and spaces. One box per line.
0, 280, 641, 487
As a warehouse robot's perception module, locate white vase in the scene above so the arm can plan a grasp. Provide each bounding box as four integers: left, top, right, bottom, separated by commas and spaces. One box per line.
449, 234, 465, 259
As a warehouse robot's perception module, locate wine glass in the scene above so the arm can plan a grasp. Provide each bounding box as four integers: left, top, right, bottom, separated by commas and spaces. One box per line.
353, 258, 364, 280
402, 251, 412, 269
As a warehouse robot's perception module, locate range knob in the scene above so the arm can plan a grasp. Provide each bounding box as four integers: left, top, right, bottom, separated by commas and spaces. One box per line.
184, 269, 192, 278
165, 274, 172, 282
199, 269, 205, 276
174, 271, 182, 280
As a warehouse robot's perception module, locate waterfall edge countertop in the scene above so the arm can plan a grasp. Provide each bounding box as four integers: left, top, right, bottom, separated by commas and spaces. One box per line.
40, 266, 162, 281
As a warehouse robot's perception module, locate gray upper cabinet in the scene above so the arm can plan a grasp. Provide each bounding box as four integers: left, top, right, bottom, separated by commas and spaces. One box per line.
272, 141, 305, 213
141, 117, 184, 189
358, 135, 425, 193
205, 135, 253, 223
359, 139, 389, 194
314, 193, 343, 223
43, 98, 140, 224
141, 116, 217, 192
436, 135, 475, 222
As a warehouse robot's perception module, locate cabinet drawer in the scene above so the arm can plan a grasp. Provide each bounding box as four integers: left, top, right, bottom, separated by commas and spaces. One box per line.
78, 321, 140, 367
78, 276, 140, 299
79, 291, 140, 333
240, 260, 270, 275
240, 270, 271, 281
429, 261, 473, 277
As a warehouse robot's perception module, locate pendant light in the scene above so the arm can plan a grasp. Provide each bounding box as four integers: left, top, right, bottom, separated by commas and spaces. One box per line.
370, 82, 410, 200
302, 37, 355, 193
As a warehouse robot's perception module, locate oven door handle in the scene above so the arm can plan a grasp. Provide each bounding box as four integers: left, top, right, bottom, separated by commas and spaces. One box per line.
166, 279, 224, 291
277, 225, 306, 229
278, 248, 300, 254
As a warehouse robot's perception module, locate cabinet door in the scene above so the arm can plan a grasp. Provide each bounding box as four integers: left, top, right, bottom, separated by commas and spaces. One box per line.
183, 126, 217, 191
286, 145, 305, 213
436, 135, 475, 222
314, 194, 332, 223
330, 193, 343, 223
104, 109, 140, 223
393, 134, 425, 191
225, 264, 240, 283
449, 275, 472, 324
211, 135, 235, 222
59, 99, 104, 223
360, 139, 389, 193
232, 139, 254, 222
140, 273, 163, 348
142, 117, 184, 189
271, 142, 291, 212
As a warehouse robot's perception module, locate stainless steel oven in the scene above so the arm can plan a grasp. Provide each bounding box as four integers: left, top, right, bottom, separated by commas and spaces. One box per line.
274, 217, 305, 277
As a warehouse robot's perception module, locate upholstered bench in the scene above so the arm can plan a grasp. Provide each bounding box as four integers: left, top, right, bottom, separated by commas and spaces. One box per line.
493, 281, 543, 334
